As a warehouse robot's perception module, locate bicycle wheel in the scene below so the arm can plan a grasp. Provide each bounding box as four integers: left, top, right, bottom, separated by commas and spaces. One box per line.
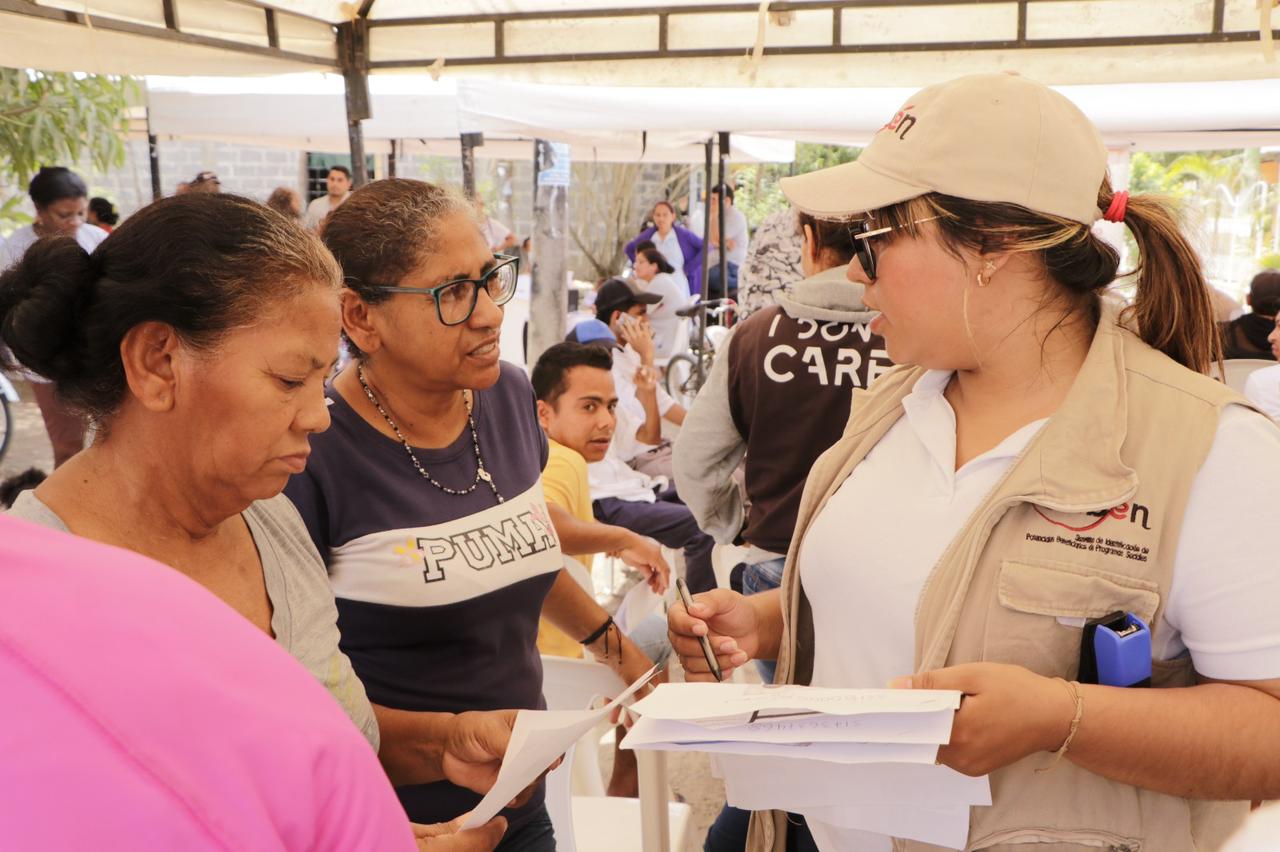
664, 353, 700, 409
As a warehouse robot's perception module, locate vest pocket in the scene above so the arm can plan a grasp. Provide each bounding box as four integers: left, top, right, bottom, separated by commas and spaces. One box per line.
985, 558, 1160, 680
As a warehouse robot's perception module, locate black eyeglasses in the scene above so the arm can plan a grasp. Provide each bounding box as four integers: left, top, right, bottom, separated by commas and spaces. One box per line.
848, 215, 940, 281
368, 254, 519, 326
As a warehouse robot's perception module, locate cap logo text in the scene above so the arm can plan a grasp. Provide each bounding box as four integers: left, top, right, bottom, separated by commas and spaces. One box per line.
881, 105, 917, 140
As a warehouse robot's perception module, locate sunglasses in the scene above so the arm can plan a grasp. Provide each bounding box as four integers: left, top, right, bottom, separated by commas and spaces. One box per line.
849, 215, 941, 281
367, 254, 519, 326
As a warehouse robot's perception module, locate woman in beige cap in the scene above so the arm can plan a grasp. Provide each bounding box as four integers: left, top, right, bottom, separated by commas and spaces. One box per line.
670, 72, 1280, 851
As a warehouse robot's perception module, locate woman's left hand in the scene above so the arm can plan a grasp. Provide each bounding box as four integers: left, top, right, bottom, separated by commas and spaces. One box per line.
891, 663, 1076, 777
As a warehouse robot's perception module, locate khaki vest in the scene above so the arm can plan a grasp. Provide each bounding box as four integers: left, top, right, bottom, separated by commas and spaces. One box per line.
748, 304, 1260, 851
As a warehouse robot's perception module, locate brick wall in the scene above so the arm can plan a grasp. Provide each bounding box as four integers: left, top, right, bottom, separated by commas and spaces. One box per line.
9, 141, 687, 285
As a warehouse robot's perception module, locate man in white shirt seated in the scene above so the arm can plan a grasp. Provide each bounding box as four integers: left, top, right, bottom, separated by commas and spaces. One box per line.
303, 165, 351, 231
567, 312, 713, 594
589, 279, 687, 480
706, 183, 749, 300
1243, 312, 1280, 422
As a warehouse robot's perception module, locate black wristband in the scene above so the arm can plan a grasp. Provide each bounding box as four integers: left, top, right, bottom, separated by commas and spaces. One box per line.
579, 615, 614, 646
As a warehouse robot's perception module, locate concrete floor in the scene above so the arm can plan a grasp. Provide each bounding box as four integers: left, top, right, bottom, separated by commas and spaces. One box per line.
1, 380, 54, 483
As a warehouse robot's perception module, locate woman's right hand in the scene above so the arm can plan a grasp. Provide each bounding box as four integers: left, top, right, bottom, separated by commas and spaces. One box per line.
667, 589, 759, 682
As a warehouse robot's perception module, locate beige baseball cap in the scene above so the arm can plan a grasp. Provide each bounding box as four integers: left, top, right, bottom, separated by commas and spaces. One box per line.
780, 72, 1108, 226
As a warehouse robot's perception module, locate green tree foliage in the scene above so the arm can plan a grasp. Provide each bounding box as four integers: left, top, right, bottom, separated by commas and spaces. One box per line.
733, 142, 861, 228
0, 68, 136, 229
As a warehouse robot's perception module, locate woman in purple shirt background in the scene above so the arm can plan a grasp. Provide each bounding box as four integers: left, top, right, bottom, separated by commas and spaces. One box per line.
625, 199, 704, 296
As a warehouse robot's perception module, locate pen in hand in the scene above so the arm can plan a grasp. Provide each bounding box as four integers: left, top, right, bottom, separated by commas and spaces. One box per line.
675, 577, 724, 683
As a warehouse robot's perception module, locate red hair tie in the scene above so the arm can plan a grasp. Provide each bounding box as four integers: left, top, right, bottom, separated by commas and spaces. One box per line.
1103, 191, 1129, 223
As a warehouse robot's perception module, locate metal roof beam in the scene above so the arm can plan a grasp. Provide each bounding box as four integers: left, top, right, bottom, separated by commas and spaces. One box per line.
0, 0, 338, 68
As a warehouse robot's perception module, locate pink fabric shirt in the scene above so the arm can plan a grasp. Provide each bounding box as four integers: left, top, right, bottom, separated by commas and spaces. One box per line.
0, 515, 415, 852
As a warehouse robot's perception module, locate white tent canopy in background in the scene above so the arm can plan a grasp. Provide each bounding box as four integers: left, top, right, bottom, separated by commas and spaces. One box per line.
455, 76, 1280, 152
142, 72, 1280, 162
143, 74, 797, 163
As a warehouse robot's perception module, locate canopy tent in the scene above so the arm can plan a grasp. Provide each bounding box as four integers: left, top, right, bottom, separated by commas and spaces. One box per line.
5, 0, 1279, 179
142, 74, 797, 163
2, 0, 1278, 86
455, 76, 1280, 152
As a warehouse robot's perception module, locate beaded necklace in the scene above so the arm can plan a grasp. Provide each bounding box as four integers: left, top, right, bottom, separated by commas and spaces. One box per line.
356, 365, 503, 504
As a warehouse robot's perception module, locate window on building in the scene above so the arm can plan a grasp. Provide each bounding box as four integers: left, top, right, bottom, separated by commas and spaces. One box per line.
305, 153, 377, 202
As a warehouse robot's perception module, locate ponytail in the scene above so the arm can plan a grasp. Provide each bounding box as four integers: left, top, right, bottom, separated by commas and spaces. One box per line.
1105, 186, 1223, 375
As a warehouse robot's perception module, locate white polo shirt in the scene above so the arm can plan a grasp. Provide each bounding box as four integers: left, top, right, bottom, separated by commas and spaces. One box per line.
797, 369, 1280, 849
801, 369, 1280, 688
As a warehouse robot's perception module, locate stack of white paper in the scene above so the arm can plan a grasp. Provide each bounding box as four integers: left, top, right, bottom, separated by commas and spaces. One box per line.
619, 683, 990, 849
459, 665, 659, 830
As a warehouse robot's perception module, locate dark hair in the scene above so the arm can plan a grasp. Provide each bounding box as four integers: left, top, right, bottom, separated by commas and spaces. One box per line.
328, 165, 352, 179
0, 467, 46, 509
532, 342, 613, 405
797, 212, 855, 267
874, 182, 1223, 374
1248, 270, 1280, 317
320, 179, 477, 358
652, 200, 676, 218
266, 187, 301, 219
0, 193, 341, 421
711, 183, 735, 201
29, 167, 88, 208
633, 240, 656, 255
88, 197, 119, 226
639, 247, 675, 275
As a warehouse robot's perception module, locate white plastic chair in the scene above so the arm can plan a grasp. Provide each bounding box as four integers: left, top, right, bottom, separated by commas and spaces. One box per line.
541, 656, 693, 852
1213, 358, 1274, 393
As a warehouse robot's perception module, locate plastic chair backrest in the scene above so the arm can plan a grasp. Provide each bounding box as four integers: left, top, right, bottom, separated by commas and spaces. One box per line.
1215, 358, 1275, 393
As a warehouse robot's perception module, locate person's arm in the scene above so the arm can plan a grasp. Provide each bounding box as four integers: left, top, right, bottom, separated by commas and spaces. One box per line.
545, 502, 669, 592
668, 588, 785, 681
662, 404, 686, 426
624, 228, 652, 262
413, 818, 508, 852
373, 705, 517, 791
901, 664, 1280, 800
618, 318, 663, 445
680, 225, 704, 254
543, 568, 664, 688
671, 329, 746, 543
632, 366, 663, 446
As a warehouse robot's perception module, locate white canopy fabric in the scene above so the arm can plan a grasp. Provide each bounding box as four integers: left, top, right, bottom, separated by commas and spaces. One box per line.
3, 0, 1278, 88
143, 74, 797, 163
456, 76, 1280, 151
142, 71, 1280, 159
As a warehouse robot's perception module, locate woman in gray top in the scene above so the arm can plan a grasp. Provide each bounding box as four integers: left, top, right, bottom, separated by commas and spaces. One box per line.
0, 193, 510, 851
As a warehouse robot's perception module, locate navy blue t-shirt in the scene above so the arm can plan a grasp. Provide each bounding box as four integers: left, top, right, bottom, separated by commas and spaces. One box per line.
284, 362, 562, 827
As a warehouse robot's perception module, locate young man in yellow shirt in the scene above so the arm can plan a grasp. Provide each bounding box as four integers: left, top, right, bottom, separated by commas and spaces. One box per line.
531, 340, 673, 796
533, 342, 671, 598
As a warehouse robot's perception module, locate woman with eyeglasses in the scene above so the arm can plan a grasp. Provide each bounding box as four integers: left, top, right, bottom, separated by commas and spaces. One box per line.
670, 74, 1280, 851
285, 179, 662, 852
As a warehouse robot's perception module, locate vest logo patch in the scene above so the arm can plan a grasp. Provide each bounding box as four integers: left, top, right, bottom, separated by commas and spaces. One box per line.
1027, 503, 1155, 563
1034, 502, 1153, 533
